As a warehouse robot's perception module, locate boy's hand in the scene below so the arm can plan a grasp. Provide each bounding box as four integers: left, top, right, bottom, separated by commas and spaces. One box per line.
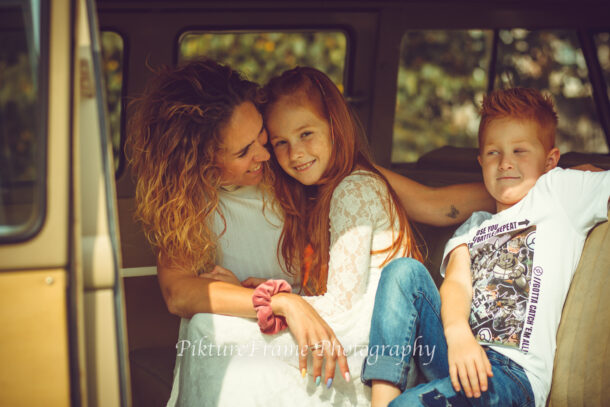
445, 323, 493, 398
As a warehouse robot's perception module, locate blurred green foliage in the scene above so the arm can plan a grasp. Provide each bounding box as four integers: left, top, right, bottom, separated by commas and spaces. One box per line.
393, 29, 609, 163
0, 20, 39, 227
98, 29, 610, 169
393, 30, 489, 162
0, 31, 38, 184
100, 31, 123, 171
496, 29, 607, 154
179, 32, 347, 90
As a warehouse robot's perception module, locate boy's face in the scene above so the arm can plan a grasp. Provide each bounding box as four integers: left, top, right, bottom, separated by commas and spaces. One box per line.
478, 118, 559, 212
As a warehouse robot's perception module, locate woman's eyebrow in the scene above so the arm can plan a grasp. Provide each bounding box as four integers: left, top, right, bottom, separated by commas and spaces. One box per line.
234, 123, 265, 156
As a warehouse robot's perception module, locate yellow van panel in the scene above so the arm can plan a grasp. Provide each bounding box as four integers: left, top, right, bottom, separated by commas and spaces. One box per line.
0, 269, 70, 407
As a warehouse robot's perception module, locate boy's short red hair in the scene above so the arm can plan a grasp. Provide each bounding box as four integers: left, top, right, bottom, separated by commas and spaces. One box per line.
478, 88, 558, 151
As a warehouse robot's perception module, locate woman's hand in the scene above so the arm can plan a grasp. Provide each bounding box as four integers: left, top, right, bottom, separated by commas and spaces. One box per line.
445, 324, 493, 398
199, 265, 241, 286
271, 293, 350, 387
241, 277, 268, 288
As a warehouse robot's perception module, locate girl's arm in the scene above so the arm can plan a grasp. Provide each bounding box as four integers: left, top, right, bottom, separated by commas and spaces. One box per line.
376, 166, 495, 226
440, 244, 493, 399
302, 174, 383, 317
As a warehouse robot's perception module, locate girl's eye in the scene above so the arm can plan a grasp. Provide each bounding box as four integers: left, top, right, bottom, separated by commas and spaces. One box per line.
515, 149, 527, 153
487, 150, 498, 156
237, 148, 249, 158
301, 131, 312, 138
272, 140, 286, 148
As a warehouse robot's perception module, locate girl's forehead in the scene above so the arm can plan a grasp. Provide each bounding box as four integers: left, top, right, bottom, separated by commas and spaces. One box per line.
268, 90, 325, 119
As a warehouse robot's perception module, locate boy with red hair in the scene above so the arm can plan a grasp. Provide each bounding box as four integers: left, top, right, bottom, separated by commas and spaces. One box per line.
362, 88, 610, 407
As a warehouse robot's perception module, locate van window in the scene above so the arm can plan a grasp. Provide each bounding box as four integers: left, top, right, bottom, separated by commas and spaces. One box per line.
392, 30, 491, 162
595, 31, 610, 99
178, 32, 347, 88
392, 29, 609, 164
100, 31, 124, 173
495, 29, 608, 154
0, 0, 47, 241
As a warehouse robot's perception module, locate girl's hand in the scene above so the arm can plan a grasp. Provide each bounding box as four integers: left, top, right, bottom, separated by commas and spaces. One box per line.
271, 293, 350, 387
241, 277, 268, 288
199, 265, 241, 286
445, 324, 493, 398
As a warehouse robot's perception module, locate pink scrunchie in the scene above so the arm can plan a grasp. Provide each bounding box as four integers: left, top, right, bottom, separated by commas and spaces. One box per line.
252, 279, 292, 334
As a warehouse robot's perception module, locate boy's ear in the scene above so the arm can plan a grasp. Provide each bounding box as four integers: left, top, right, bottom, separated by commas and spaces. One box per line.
477, 154, 482, 167
544, 147, 560, 172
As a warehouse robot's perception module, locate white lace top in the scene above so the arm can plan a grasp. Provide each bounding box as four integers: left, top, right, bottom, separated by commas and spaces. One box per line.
168, 170, 406, 407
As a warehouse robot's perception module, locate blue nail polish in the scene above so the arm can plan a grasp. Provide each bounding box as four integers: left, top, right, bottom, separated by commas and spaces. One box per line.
315, 376, 321, 386
326, 378, 333, 388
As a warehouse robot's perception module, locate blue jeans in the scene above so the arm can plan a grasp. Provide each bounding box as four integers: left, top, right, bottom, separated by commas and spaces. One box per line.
361, 258, 535, 407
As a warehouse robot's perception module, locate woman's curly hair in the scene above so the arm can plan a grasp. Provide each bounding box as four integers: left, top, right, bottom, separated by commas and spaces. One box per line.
126, 59, 266, 274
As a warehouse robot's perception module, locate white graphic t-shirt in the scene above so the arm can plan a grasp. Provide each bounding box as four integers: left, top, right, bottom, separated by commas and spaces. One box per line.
441, 168, 610, 407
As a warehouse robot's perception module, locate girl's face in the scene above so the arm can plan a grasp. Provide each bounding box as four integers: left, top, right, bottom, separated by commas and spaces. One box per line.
266, 98, 332, 186
216, 101, 270, 186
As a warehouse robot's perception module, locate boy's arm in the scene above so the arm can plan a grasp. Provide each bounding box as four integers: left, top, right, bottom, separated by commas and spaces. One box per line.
440, 244, 493, 398
376, 166, 495, 227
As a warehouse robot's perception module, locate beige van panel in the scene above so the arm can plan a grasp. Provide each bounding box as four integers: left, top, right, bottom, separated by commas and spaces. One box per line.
84, 289, 122, 407
0, 269, 70, 407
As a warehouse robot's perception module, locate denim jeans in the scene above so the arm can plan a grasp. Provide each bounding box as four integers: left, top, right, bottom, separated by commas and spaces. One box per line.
361, 258, 535, 407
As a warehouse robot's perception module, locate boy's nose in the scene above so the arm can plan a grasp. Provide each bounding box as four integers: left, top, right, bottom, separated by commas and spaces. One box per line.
498, 155, 514, 171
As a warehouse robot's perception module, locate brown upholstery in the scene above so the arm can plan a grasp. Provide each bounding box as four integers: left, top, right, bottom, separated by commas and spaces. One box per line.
124, 276, 179, 407
548, 213, 610, 407
130, 347, 176, 407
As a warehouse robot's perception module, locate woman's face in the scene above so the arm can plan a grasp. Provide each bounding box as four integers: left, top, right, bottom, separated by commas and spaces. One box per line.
266, 98, 332, 186
216, 101, 270, 186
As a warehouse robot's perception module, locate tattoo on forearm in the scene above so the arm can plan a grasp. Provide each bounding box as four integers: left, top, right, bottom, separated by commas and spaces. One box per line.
446, 205, 459, 219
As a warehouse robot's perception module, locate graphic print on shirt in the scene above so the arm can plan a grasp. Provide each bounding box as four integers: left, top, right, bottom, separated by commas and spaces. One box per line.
467, 222, 536, 350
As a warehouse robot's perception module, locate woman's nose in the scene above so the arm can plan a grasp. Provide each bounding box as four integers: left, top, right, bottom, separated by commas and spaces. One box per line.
253, 141, 270, 162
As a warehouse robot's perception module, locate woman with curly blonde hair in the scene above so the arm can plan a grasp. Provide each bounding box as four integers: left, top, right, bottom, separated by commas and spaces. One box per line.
128, 59, 496, 406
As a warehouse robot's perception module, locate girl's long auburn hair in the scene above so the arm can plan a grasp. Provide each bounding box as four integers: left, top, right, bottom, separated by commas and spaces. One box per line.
126, 59, 269, 274
263, 67, 423, 295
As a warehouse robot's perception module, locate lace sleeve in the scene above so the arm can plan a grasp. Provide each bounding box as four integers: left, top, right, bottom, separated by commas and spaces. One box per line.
303, 172, 389, 319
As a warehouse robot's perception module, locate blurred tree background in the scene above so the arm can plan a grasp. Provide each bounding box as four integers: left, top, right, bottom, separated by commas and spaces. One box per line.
179, 32, 347, 91
100, 31, 124, 171
0, 17, 40, 226
98, 29, 610, 171
392, 29, 610, 162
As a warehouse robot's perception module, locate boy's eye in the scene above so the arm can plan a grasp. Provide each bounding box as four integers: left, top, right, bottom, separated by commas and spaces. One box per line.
301, 131, 312, 138
487, 150, 499, 156
272, 140, 286, 148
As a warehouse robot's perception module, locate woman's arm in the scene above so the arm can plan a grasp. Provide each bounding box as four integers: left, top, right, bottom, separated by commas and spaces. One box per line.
376, 166, 495, 226
158, 253, 349, 380
157, 257, 256, 319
